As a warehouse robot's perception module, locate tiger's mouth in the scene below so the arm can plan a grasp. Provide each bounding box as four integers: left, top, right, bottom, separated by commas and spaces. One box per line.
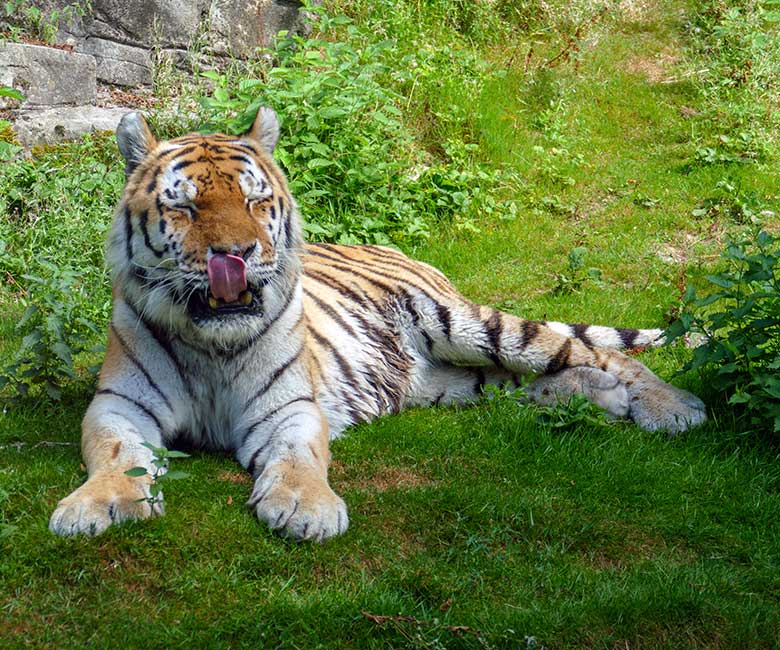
187, 280, 267, 323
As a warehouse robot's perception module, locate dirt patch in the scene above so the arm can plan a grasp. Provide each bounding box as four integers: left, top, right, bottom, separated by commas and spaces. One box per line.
331, 460, 437, 491
654, 226, 727, 265
625, 48, 680, 83
617, 0, 656, 23
217, 470, 253, 485
580, 527, 696, 571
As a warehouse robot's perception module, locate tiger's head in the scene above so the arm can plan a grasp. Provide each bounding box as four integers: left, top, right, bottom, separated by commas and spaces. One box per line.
107, 108, 302, 349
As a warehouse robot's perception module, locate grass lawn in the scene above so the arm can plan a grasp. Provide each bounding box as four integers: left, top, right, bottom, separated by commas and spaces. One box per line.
1, 0, 779, 648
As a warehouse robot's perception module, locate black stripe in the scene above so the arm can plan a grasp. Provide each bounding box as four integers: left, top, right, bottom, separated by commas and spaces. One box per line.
241, 396, 315, 447
436, 303, 452, 340
304, 249, 398, 294
304, 269, 384, 312
170, 145, 199, 159
172, 159, 199, 172
546, 339, 572, 374
139, 210, 167, 258
484, 309, 503, 365
124, 206, 133, 261
244, 349, 302, 411
110, 324, 174, 413
248, 411, 304, 477
123, 300, 196, 401
228, 154, 252, 165
96, 388, 163, 433
307, 326, 365, 423
284, 214, 293, 248
617, 328, 639, 349
145, 166, 160, 194
572, 323, 593, 348
303, 289, 358, 338
307, 326, 359, 387
307, 245, 447, 297
522, 320, 541, 348
303, 289, 400, 412
234, 141, 261, 157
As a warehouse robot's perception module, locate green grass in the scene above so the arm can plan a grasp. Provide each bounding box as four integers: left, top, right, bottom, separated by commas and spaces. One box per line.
2, 0, 780, 647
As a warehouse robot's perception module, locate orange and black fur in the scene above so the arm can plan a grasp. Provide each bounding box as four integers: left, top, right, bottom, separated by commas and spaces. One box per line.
49, 109, 706, 540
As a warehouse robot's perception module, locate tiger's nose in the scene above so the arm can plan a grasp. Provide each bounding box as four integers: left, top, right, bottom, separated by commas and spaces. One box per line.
211, 243, 257, 261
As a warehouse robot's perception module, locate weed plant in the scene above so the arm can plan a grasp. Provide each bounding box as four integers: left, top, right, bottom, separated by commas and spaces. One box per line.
668, 229, 780, 434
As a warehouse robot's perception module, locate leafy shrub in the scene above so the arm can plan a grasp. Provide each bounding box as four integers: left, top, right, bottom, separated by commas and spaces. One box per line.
0, 135, 120, 402
198, 3, 515, 244
667, 229, 780, 433
0, 261, 102, 401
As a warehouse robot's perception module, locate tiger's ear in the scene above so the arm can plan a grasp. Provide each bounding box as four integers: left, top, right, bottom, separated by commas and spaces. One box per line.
116, 112, 157, 178
242, 107, 280, 154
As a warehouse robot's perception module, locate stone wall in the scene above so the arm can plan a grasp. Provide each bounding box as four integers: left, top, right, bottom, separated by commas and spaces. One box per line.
6, 0, 312, 87
0, 0, 313, 145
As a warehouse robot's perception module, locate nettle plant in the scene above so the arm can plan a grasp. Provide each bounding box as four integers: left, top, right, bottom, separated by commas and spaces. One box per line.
0, 261, 103, 401
667, 230, 780, 433
198, 3, 510, 245
125, 444, 190, 507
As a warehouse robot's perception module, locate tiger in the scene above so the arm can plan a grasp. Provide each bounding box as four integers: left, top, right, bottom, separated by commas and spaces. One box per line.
48, 108, 706, 541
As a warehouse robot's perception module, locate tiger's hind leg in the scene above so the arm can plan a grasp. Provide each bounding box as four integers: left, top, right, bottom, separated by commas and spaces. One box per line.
407, 363, 630, 420
406, 294, 705, 433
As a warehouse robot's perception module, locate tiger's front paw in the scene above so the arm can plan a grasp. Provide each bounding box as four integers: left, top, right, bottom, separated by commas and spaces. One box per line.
249, 461, 348, 542
49, 472, 163, 537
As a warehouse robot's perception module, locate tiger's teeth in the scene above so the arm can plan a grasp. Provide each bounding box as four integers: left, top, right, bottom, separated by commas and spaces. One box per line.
208, 296, 218, 310
240, 290, 253, 306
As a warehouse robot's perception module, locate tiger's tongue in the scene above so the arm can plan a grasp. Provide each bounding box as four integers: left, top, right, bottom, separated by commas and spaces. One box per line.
207, 254, 247, 303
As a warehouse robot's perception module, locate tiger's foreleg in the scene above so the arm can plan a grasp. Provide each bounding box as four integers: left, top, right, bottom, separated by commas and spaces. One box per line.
237, 400, 348, 541
48, 399, 165, 536
49, 320, 180, 536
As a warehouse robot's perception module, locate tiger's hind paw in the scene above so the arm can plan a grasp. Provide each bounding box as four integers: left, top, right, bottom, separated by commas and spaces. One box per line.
627, 380, 707, 434
526, 367, 630, 418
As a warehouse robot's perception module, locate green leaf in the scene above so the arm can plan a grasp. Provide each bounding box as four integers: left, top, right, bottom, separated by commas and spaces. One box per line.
307, 158, 335, 169
164, 450, 190, 458
51, 342, 73, 367
44, 382, 62, 400
17, 304, 39, 328
705, 274, 735, 289
0, 86, 24, 101
124, 467, 149, 477
159, 470, 189, 481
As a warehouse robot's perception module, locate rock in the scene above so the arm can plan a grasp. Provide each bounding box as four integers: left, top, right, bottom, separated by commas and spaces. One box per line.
209, 0, 315, 56
80, 37, 152, 86
13, 106, 130, 147
0, 42, 96, 107
88, 0, 210, 49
